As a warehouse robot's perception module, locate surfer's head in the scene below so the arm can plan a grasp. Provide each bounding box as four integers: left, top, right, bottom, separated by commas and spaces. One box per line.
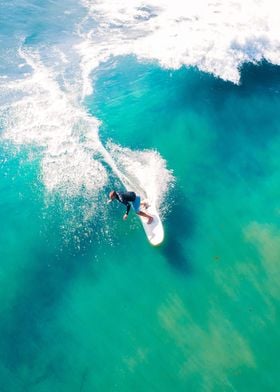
109, 190, 117, 200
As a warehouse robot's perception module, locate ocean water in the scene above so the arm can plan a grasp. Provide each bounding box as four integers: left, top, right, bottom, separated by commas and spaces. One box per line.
1, 1, 280, 391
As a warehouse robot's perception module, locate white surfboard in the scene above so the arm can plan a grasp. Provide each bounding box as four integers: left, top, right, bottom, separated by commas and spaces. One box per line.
138, 203, 164, 246
101, 146, 164, 245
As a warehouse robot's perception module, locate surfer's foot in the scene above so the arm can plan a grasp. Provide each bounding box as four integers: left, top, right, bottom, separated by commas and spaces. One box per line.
147, 217, 153, 224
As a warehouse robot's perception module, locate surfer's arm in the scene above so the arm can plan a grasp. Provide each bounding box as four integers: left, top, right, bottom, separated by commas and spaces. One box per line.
125, 203, 131, 215
122, 202, 130, 220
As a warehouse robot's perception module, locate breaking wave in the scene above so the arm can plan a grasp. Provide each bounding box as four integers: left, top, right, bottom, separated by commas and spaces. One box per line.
1, 0, 279, 219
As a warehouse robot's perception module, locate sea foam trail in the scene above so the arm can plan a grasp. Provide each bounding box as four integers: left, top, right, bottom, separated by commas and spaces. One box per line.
0, 50, 108, 199
0, 49, 173, 216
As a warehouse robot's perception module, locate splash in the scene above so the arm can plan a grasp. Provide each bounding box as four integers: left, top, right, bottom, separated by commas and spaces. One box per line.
106, 142, 174, 210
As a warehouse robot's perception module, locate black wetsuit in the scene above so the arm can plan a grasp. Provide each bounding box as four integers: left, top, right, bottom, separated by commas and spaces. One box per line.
115, 191, 136, 215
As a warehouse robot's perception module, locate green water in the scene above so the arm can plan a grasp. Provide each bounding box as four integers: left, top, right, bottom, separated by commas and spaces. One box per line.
1, 60, 280, 391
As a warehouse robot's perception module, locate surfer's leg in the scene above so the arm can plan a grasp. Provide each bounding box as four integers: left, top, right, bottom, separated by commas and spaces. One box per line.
132, 197, 153, 223
140, 200, 149, 209
137, 211, 153, 224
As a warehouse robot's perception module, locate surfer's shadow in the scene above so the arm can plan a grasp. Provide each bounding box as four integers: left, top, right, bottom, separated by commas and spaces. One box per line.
161, 196, 195, 275
162, 238, 192, 274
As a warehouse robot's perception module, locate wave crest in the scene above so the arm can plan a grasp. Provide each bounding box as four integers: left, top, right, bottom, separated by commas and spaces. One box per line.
79, 0, 280, 84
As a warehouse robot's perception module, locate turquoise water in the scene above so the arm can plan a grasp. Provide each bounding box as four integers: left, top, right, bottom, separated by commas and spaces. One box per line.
1, 1, 280, 391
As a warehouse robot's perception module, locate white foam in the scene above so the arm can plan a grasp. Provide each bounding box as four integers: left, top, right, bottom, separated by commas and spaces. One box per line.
79, 0, 280, 84
3, 0, 278, 218
0, 50, 108, 198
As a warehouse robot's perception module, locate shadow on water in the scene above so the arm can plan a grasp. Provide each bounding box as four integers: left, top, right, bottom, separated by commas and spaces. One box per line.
161, 190, 195, 275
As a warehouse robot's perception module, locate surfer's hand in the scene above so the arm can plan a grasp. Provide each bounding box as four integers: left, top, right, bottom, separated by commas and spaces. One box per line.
123, 213, 128, 221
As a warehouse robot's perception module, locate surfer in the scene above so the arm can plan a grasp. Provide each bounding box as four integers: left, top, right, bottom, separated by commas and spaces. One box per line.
107, 190, 154, 224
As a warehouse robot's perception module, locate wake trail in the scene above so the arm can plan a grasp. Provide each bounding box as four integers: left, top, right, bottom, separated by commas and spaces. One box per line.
99, 143, 147, 198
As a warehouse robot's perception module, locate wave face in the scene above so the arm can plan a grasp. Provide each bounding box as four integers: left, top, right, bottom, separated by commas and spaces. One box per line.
1, 0, 279, 213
